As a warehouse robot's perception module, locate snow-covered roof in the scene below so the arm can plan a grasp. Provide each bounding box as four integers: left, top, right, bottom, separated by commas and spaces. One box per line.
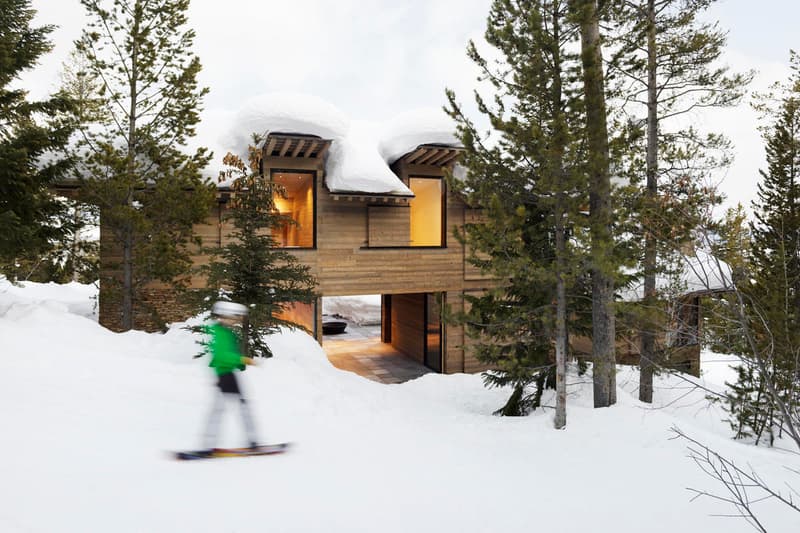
378, 108, 461, 165
326, 121, 412, 195
225, 94, 461, 195
620, 250, 733, 302
229, 92, 350, 146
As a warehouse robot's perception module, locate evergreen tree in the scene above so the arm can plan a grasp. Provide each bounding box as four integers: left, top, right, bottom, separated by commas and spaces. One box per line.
446, 0, 587, 420
74, 0, 215, 330
608, 0, 750, 403
0, 0, 74, 277
571, 0, 617, 407
703, 204, 751, 355
6, 197, 99, 283
718, 52, 800, 445
199, 140, 317, 358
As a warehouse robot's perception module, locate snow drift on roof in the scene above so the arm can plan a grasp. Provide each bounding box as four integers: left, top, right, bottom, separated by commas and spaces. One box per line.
225, 95, 462, 195
228, 92, 350, 151
378, 108, 461, 165
326, 121, 413, 195
620, 249, 733, 302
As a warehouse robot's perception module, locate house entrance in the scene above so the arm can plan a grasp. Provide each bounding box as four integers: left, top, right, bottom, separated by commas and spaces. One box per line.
321, 293, 434, 383
381, 293, 443, 372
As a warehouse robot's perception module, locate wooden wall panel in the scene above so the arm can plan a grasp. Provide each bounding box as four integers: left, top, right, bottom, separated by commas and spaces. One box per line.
390, 293, 425, 363
463, 209, 495, 282
461, 289, 493, 374
443, 291, 465, 374
368, 206, 410, 247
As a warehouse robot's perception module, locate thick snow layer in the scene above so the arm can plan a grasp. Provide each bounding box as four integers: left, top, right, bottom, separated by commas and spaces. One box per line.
224, 95, 463, 195
0, 278, 97, 320
1, 282, 797, 533
378, 108, 461, 165
227, 92, 350, 154
322, 295, 382, 325
620, 250, 734, 301
325, 120, 412, 195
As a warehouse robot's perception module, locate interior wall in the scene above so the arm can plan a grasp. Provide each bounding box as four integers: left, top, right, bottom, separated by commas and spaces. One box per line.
409, 178, 442, 246
390, 293, 425, 364
277, 301, 316, 335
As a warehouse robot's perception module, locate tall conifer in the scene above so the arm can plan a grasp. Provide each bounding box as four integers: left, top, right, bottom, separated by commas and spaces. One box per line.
199, 141, 317, 358
571, 0, 617, 407
0, 0, 74, 276
447, 0, 587, 421
75, 0, 215, 330
720, 52, 800, 444
609, 0, 750, 402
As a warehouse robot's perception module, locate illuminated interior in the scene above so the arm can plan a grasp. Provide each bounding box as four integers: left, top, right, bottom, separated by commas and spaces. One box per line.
272, 171, 315, 248
409, 177, 443, 247
277, 301, 316, 334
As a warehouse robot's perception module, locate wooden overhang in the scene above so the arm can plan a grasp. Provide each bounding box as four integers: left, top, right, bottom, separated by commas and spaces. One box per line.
395, 143, 464, 167
328, 189, 414, 204
262, 133, 332, 160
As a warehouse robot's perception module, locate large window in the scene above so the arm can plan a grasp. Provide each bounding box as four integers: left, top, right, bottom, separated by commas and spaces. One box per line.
409, 177, 444, 247
271, 170, 315, 248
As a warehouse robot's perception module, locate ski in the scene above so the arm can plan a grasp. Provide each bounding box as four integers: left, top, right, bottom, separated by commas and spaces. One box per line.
174, 443, 290, 461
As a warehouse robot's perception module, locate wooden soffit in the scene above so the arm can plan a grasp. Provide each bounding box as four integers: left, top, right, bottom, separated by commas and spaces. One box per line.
262, 133, 332, 160
395, 144, 464, 167
329, 190, 414, 204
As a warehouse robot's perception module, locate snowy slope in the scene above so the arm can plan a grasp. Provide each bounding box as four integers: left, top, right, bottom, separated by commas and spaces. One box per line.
0, 282, 797, 533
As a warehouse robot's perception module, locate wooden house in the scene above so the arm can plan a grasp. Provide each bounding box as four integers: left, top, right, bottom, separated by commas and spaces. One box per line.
95, 94, 731, 377
98, 98, 495, 374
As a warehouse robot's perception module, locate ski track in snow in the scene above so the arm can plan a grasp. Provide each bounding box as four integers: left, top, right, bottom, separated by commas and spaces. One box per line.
0, 281, 797, 533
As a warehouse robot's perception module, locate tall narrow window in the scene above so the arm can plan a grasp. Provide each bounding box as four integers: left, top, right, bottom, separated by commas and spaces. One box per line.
271, 170, 315, 248
409, 177, 444, 247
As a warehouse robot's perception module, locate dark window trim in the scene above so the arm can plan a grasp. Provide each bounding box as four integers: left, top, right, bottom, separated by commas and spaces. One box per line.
407, 175, 447, 248
423, 291, 444, 373
360, 246, 449, 250
270, 168, 317, 250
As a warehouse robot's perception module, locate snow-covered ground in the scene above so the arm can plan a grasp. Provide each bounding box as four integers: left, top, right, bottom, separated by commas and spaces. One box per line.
0, 281, 797, 532
322, 294, 381, 325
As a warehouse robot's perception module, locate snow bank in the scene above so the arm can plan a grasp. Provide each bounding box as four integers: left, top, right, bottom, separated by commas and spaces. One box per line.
378, 108, 461, 165
2, 281, 797, 533
322, 295, 382, 325
0, 278, 97, 320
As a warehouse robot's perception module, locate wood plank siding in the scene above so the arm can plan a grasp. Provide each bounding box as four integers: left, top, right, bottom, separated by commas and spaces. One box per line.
97, 138, 498, 374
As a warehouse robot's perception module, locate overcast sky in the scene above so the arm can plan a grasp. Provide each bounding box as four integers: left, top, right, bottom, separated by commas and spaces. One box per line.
23, 0, 800, 214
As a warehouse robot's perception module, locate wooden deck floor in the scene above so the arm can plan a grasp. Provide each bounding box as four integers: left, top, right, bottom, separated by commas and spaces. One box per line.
323, 335, 431, 384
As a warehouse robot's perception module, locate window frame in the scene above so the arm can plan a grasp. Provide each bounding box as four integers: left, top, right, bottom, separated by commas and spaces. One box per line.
407, 174, 446, 249
270, 168, 317, 250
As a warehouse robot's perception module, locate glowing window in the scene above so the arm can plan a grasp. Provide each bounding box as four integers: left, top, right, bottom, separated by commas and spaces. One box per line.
409, 177, 444, 247
271, 171, 315, 248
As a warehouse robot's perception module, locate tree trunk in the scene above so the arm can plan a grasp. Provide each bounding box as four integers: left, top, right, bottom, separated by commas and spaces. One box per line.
121, 3, 141, 332
555, 215, 568, 428
575, 0, 616, 407
70, 203, 81, 282
552, 1, 567, 429
640, 0, 658, 403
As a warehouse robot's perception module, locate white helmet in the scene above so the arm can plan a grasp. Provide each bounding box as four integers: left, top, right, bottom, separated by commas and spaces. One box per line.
211, 301, 249, 318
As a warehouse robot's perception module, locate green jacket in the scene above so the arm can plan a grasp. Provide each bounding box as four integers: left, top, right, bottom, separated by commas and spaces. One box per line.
204, 322, 245, 376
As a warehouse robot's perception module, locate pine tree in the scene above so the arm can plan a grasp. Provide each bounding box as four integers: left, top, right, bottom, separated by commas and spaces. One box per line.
0, 0, 74, 277
608, 0, 750, 403
198, 140, 318, 358
447, 0, 587, 421
720, 51, 800, 445
571, 0, 617, 407
74, 0, 215, 330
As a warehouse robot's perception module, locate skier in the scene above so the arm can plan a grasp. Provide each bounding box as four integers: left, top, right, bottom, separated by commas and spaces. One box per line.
200, 300, 259, 452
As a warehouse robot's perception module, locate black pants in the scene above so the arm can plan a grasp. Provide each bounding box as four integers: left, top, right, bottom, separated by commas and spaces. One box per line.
203, 372, 258, 449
